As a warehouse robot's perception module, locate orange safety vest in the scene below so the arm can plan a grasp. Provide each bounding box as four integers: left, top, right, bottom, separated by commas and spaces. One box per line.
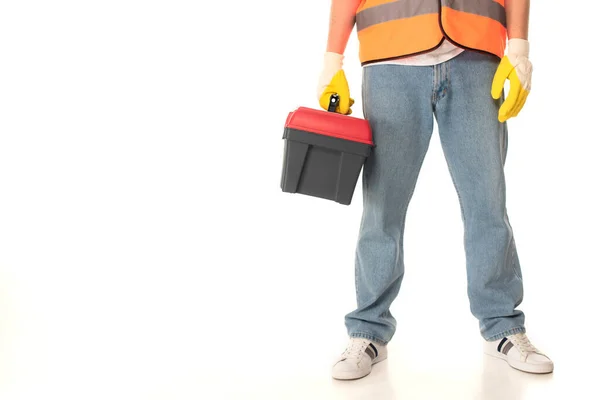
356, 0, 507, 65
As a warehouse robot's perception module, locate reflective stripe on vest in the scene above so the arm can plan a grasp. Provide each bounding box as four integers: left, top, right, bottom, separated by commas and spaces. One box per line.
356, 0, 507, 65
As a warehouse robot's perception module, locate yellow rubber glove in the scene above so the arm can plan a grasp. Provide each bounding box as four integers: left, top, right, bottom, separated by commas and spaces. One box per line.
316, 52, 354, 115
491, 39, 533, 123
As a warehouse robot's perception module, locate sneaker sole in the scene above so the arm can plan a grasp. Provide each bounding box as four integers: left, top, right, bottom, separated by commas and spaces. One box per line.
332, 356, 388, 380
484, 351, 554, 374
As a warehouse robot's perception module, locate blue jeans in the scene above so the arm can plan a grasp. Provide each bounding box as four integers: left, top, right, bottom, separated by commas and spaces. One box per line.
345, 51, 526, 344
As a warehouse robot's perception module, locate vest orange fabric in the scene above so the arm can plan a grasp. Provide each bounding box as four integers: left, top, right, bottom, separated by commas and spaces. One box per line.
355, 0, 507, 65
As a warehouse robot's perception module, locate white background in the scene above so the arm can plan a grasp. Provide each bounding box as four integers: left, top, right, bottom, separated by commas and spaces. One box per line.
1, 1, 599, 399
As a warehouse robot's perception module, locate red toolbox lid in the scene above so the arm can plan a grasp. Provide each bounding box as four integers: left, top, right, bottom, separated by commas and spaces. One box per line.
285, 106, 373, 145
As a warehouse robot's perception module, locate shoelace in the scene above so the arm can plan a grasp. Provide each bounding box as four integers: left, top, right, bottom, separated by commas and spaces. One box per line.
508, 333, 539, 355
342, 339, 369, 359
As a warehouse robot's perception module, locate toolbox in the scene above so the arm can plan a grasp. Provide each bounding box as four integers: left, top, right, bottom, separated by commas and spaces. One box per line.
280, 95, 374, 205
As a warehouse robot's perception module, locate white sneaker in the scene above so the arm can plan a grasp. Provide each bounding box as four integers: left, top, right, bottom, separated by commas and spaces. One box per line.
484, 332, 554, 374
332, 338, 387, 380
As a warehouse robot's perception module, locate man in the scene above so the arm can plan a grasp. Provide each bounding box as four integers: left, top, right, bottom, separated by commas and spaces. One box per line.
317, 0, 553, 380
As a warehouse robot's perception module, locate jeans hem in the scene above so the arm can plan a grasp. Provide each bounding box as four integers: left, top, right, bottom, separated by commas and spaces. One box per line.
484, 326, 526, 342
349, 332, 389, 346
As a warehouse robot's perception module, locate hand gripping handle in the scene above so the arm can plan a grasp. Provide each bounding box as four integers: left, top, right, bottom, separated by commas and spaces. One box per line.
327, 94, 340, 113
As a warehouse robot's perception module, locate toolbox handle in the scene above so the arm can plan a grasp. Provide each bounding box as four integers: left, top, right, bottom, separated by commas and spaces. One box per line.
327, 94, 340, 113
325, 93, 375, 149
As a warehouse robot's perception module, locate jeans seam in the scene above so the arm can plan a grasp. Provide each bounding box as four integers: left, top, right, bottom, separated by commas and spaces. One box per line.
439, 62, 450, 101
355, 68, 371, 305
350, 332, 388, 345
399, 179, 418, 252
361, 67, 369, 121
444, 161, 467, 228
484, 326, 526, 341
512, 243, 522, 281
431, 65, 438, 105
497, 120, 521, 282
